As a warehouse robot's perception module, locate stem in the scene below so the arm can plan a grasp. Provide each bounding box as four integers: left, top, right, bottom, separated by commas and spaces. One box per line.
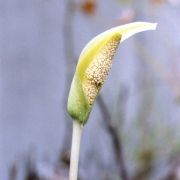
69, 120, 83, 180
97, 95, 129, 180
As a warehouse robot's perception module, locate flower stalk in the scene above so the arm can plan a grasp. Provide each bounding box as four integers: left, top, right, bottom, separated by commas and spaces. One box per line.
69, 120, 82, 180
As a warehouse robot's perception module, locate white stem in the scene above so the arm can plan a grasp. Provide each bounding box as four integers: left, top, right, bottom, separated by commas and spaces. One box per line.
69, 120, 83, 180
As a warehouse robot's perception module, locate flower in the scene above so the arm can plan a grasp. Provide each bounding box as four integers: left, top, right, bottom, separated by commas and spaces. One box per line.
67, 22, 157, 125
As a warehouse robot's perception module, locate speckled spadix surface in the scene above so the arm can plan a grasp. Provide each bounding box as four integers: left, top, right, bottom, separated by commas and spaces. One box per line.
67, 22, 157, 125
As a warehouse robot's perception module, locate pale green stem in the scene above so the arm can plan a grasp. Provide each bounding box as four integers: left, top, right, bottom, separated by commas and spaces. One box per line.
69, 120, 83, 180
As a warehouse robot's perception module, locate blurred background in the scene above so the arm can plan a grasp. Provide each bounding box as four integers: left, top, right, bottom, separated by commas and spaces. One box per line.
1, 0, 180, 179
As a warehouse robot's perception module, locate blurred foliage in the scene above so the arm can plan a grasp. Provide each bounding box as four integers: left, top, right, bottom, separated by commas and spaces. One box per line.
79, 0, 97, 15
151, 0, 165, 6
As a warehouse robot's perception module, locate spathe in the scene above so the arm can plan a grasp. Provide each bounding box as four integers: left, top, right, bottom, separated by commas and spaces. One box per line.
67, 22, 157, 125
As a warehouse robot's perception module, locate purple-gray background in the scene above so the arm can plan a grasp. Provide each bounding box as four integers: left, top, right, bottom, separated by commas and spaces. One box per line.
1, 0, 180, 179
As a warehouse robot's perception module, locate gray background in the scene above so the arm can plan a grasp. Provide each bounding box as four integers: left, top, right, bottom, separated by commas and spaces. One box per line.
1, 0, 180, 179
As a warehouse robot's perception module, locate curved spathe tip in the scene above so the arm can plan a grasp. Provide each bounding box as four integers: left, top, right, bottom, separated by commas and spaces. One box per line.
116, 22, 158, 42
79, 22, 157, 62
93, 22, 158, 43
